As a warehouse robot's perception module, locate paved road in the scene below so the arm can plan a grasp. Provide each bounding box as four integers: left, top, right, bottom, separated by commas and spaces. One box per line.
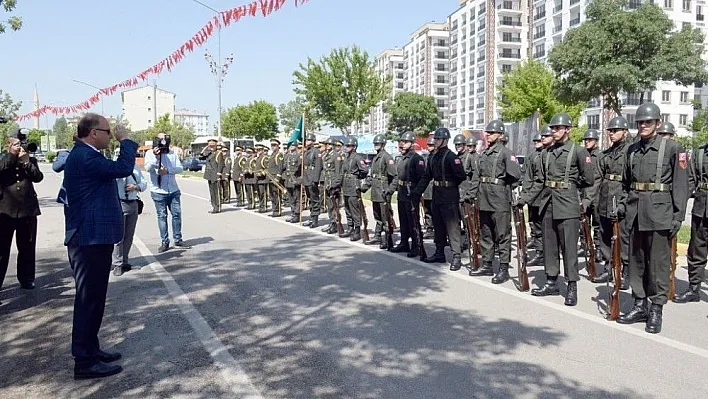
1, 163, 707, 398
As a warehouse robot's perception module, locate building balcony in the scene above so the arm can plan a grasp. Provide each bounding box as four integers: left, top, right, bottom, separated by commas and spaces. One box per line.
534, 11, 546, 21
553, 4, 562, 13
500, 20, 523, 27
498, 1, 522, 13
501, 36, 523, 46
570, 0, 581, 6
698, 14, 705, 21
570, 17, 581, 26
533, 31, 546, 40
533, 51, 546, 59
498, 51, 522, 59
553, 25, 563, 34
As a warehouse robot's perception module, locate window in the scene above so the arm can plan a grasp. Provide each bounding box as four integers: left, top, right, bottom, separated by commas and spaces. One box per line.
625, 113, 635, 125
396, 82, 404, 89
682, 21, 692, 30
436, 88, 446, 95
587, 115, 600, 130
680, 91, 689, 103
683, 0, 691, 11
661, 114, 670, 123
664, 0, 673, 8
502, 64, 513, 72
147, 96, 151, 100
147, 107, 151, 112
437, 99, 446, 108
148, 119, 152, 124
680, 114, 688, 125
662, 90, 671, 102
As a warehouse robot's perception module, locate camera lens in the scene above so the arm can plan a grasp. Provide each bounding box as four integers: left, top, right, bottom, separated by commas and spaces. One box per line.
27, 143, 38, 153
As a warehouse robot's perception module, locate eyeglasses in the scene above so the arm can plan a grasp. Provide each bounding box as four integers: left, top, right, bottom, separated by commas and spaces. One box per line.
94, 128, 111, 135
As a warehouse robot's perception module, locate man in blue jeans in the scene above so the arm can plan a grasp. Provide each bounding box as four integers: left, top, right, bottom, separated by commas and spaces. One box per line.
144, 133, 191, 253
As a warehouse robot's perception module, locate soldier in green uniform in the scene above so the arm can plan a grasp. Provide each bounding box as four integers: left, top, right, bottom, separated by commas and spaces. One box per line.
364, 135, 398, 249
469, 121, 521, 282
322, 138, 344, 234
267, 139, 285, 217
523, 129, 547, 266
593, 116, 630, 289
338, 137, 368, 241
657, 122, 676, 140
422, 136, 435, 239
253, 144, 269, 213
199, 138, 224, 214
221, 146, 232, 203
301, 134, 323, 228
518, 113, 593, 306
318, 140, 328, 214
231, 146, 246, 206
616, 103, 688, 334
453, 134, 473, 251
579, 129, 603, 269
243, 148, 257, 210
391, 131, 427, 257
411, 128, 467, 271
282, 143, 303, 223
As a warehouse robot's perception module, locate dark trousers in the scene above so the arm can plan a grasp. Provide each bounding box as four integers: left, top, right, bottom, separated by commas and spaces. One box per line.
687, 215, 708, 285
245, 184, 256, 209
325, 188, 340, 223
344, 195, 362, 227
233, 181, 244, 204
480, 210, 512, 264
629, 220, 671, 305
305, 184, 321, 217
423, 199, 434, 233
432, 202, 462, 256
0, 215, 37, 289
598, 216, 629, 269
257, 183, 268, 211
286, 186, 301, 215
221, 179, 231, 203
541, 202, 581, 282
68, 238, 114, 368
529, 205, 542, 245
580, 206, 603, 261
269, 183, 283, 215
398, 200, 415, 247
207, 181, 221, 212
371, 201, 384, 235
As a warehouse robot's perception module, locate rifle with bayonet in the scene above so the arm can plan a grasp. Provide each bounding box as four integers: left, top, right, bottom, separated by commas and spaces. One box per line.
412, 199, 427, 261
669, 237, 677, 301
384, 200, 395, 250
512, 191, 530, 291
608, 196, 621, 321
332, 194, 344, 235
358, 195, 370, 242
462, 201, 479, 270
579, 201, 597, 280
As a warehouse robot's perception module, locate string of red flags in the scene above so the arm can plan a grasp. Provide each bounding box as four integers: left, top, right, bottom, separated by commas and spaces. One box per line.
15, 0, 309, 121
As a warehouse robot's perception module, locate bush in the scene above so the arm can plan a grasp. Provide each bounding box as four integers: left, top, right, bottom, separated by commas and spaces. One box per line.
46, 151, 57, 162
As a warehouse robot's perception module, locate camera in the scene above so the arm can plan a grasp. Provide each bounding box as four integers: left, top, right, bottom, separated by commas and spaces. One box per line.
153, 135, 171, 152
15, 128, 38, 153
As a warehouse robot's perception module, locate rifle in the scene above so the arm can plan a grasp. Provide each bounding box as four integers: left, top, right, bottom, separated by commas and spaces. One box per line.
413, 200, 428, 261
579, 202, 597, 280
358, 195, 370, 242
462, 201, 479, 270
384, 200, 395, 250
512, 193, 530, 292
607, 196, 621, 321
264, 171, 287, 194
669, 237, 677, 301
332, 194, 345, 235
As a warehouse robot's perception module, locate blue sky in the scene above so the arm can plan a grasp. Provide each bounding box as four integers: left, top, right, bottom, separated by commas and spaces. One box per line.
1, 0, 459, 129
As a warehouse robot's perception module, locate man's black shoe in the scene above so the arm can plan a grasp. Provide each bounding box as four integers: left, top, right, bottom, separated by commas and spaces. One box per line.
74, 362, 123, 380
174, 240, 192, 249
158, 243, 169, 253
97, 350, 122, 363
20, 282, 35, 290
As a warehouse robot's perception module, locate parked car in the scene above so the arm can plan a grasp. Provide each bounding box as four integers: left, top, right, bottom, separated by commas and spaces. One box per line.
182, 156, 205, 172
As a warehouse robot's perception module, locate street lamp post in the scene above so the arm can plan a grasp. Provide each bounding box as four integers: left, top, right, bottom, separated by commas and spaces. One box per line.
71, 79, 105, 115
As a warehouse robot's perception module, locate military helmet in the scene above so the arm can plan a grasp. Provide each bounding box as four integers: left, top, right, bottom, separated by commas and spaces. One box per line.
532, 133, 542, 142
540, 125, 552, 136
606, 116, 629, 130
485, 120, 505, 134
372, 134, 386, 144
466, 137, 477, 146
335, 139, 344, 146
324, 137, 333, 145
549, 113, 572, 127
453, 134, 467, 145
345, 136, 358, 147
583, 129, 600, 140
305, 133, 317, 141
426, 136, 435, 145
634, 102, 661, 122
433, 127, 451, 139
400, 131, 416, 142
658, 121, 676, 135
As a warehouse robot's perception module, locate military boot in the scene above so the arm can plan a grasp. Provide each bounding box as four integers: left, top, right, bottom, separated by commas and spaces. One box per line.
380, 233, 393, 250
527, 238, 539, 251
564, 281, 578, 306
528, 251, 544, 266
365, 233, 382, 245
645, 304, 663, 334
531, 278, 560, 296
617, 298, 648, 324
620, 265, 629, 290
424, 246, 446, 263
673, 284, 702, 303
328, 224, 340, 235
286, 214, 299, 223
321, 223, 335, 234
390, 242, 411, 253
469, 261, 494, 277
350, 227, 362, 242
592, 262, 610, 283
449, 254, 462, 271
309, 216, 319, 228
339, 225, 354, 238
491, 263, 510, 284
423, 229, 434, 239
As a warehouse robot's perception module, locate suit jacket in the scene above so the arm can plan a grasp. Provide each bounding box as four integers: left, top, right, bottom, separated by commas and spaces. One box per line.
63, 140, 138, 246
53, 149, 71, 204
0, 152, 44, 218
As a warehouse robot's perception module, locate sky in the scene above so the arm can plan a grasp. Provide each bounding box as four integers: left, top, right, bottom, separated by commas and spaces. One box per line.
1, 0, 459, 130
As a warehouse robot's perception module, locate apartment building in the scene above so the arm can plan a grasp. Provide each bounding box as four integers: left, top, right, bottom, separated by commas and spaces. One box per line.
121, 85, 176, 131
174, 108, 210, 136
447, 0, 529, 130
367, 48, 406, 133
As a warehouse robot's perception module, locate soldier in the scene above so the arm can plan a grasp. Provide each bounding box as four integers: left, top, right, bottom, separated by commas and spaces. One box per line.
231, 146, 246, 206
338, 137, 368, 241
518, 113, 593, 306
657, 122, 676, 140
422, 136, 435, 239
524, 129, 547, 266
579, 129, 603, 269
410, 128, 467, 271
322, 138, 344, 234
593, 116, 631, 289
616, 103, 688, 334
465, 136, 479, 170
391, 131, 427, 257
302, 134, 323, 228
267, 139, 285, 217
318, 140, 328, 213
469, 121, 521, 282
243, 148, 257, 210
363, 135, 398, 249
253, 144, 269, 213
282, 143, 303, 223
676, 134, 708, 303
454, 134, 473, 252
221, 146, 232, 203
199, 138, 224, 214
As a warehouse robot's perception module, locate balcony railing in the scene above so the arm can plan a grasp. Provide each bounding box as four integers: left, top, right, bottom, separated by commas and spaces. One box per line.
502, 36, 522, 42
499, 51, 522, 59
534, 31, 546, 39
553, 25, 563, 33
498, 1, 521, 10
553, 4, 562, 13
533, 51, 546, 58
500, 20, 522, 26
698, 14, 705, 21
570, 0, 581, 6
534, 11, 546, 20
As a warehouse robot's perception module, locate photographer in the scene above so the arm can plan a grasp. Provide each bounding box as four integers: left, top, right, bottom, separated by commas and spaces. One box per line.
144, 133, 190, 253
0, 129, 44, 298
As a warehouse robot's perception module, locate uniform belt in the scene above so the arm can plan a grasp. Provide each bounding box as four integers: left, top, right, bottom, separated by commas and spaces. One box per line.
631, 182, 670, 192
545, 180, 575, 189
398, 180, 412, 186
433, 180, 454, 187
698, 182, 708, 191
480, 177, 504, 185
604, 174, 622, 182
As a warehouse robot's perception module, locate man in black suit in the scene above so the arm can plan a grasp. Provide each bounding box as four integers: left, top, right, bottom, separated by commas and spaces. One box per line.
0, 129, 44, 303
64, 114, 137, 379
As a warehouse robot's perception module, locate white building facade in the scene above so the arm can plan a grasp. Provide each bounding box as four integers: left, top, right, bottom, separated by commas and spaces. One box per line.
121, 86, 176, 131
368, 48, 406, 134
174, 109, 210, 136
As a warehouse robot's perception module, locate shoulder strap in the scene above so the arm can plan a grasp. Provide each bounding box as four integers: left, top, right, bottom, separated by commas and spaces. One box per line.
699, 149, 704, 181
490, 148, 503, 178
564, 144, 575, 184
544, 150, 551, 179
655, 138, 666, 186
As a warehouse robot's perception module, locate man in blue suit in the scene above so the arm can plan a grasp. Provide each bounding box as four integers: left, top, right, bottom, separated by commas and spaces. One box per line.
63, 113, 137, 380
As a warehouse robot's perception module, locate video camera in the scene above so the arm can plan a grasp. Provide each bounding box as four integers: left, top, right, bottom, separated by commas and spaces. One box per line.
153, 134, 171, 153
15, 128, 38, 153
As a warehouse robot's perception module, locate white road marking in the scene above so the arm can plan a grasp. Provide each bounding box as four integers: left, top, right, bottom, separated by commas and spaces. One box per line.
132, 236, 264, 399
181, 190, 708, 361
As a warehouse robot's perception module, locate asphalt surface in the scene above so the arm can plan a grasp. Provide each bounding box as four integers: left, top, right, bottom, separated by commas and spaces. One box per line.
1, 163, 707, 399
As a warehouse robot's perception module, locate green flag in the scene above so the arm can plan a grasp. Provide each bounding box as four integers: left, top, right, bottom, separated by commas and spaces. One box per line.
287, 114, 304, 146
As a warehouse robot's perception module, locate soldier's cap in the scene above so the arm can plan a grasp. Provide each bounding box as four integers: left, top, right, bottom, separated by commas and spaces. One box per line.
245, 148, 254, 152
255, 144, 266, 149
234, 145, 243, 150
207, 138, 217, 142
270, 139, 281, 145
335, 139, 344, 145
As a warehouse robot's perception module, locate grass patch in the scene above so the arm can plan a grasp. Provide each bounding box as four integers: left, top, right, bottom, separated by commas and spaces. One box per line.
677, 224, 690, 245
180, 171, 203, 178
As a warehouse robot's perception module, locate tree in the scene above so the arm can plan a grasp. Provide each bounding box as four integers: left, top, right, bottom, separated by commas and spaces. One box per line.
52, 116, 73, 149
385, 92, 440, 135
498, 60, 586, 124
221, 101, 278, 141
0, 0, 22, 34
548, 0, 708, 115
27, 128, 44, 147
0, 88, 21, 147
278, 96, 320, 133
145, 113, 195, 149
293, 45, 391, 135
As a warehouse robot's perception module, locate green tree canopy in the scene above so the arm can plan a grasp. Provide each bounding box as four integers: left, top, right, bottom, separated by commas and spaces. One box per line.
498, 59, 585, 124
145, 113, 195, 150
293, 45, 391, 135
278, 96, 319, 133
548, 0, 708, 115
26, 128, 44, 147
52, 116, 73, 149
1, 0, 22, 34
385, 92, 440, 135
221, 100, 278, 141
0, 88, 21, 148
